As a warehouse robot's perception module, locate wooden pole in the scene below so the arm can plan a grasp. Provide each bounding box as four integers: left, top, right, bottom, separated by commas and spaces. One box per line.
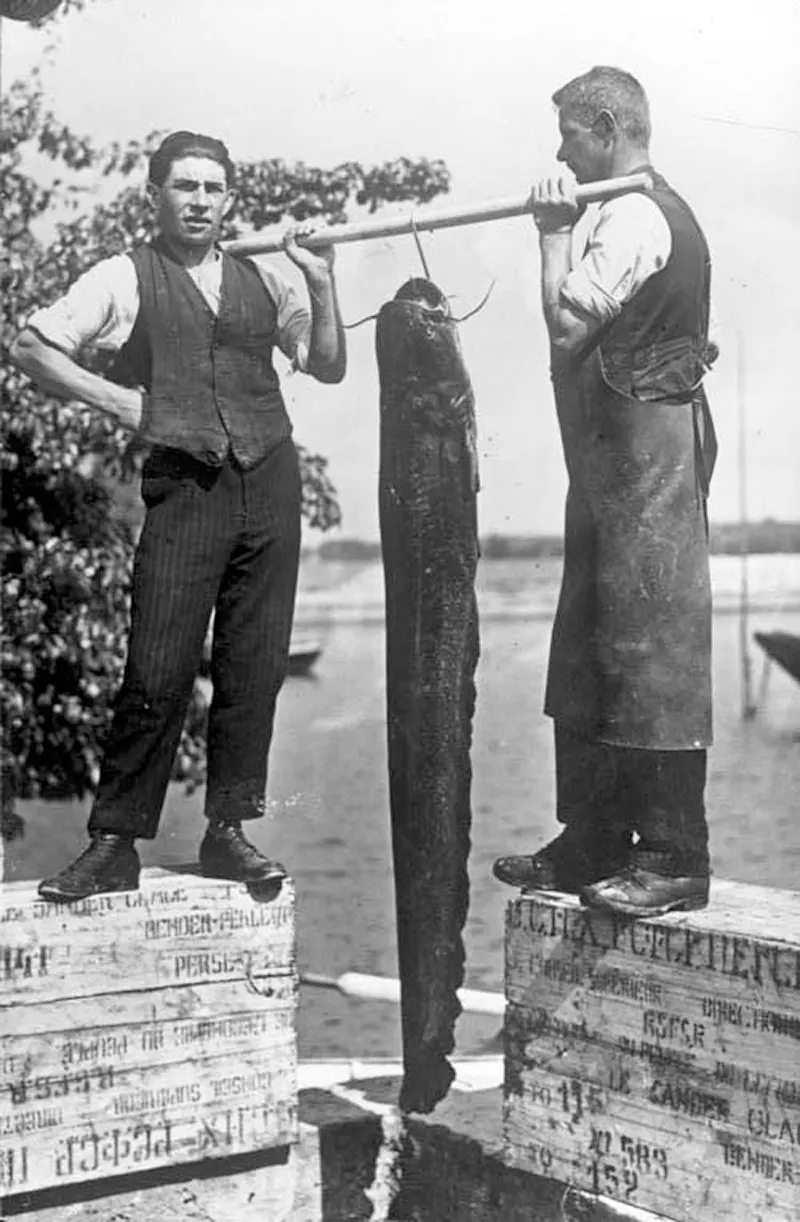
300, 970, 506, 1017
224, 171, 653, 257
738, 331, 756, 720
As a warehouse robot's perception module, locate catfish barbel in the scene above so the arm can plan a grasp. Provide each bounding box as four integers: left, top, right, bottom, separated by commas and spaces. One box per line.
376, 278, 480, 1114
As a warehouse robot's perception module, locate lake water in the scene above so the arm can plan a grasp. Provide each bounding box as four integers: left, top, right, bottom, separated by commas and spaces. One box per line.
8, 554, 800, 1060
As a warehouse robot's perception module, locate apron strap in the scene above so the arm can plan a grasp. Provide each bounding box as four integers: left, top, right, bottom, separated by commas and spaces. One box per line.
692, 389, 717, 534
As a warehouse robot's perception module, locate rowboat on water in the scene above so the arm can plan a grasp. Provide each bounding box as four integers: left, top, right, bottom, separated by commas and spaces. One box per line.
286, 640, 323, 677
199, 636, 323, 680
753, 630, 800, 686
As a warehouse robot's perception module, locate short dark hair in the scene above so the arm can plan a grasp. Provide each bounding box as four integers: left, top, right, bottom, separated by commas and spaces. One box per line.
552, 66, 651, 145
148, 131, 236, 188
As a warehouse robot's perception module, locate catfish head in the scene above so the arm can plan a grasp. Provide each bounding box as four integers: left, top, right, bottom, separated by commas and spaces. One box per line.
376, 278, 461, 394
376, 278, 478, 491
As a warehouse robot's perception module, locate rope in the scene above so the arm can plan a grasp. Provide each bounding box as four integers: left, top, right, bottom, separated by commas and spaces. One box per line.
409, 212, 432, 280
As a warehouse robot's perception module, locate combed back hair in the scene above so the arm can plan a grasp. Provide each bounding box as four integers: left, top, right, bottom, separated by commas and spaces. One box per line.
148, 131, 236, 188
552, 66, 651, 145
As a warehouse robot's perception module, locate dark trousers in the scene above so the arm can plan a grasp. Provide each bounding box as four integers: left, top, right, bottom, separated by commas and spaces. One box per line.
554, 722, 710, 877
88, 440, 301, 840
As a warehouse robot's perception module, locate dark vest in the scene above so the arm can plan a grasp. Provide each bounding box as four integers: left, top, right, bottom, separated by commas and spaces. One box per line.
110, 240, 292, 468
598, 170, 712, 403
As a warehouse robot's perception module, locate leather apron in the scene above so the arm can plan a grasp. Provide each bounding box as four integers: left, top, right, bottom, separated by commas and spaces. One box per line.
544, 347, 716, 750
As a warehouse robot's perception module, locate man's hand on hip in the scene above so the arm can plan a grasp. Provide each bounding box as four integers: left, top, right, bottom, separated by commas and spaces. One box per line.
9, 327, 146, 433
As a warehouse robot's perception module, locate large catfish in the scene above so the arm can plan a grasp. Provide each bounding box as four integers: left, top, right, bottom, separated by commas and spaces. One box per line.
376, 278, 480, 1114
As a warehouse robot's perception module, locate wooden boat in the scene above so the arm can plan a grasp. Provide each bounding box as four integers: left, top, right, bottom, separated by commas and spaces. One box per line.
754, 630, 800, 685
199, 638, 323, 679
286, 640, 323, 677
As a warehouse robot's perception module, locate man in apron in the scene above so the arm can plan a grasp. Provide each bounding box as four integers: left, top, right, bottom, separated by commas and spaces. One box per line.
494, 67, 717, 916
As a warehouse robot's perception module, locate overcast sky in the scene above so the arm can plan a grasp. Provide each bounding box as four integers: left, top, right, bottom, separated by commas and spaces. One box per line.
5, 0, 800, 538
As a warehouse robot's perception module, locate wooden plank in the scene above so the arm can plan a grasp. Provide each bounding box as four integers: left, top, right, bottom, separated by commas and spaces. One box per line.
503, 882, 800, 1222
224, 172, 653, 255
3, 989, 294, 1074
1, 1022, 295, 1127
2, 972, 296, 1033
0, 1093, 296, 1197
0, 870, 295, 1006
1, 869, 298, 1194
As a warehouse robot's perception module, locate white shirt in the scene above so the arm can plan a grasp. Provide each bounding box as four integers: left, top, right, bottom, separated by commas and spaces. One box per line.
560, 194, 673, 324
26, 250, 312, 371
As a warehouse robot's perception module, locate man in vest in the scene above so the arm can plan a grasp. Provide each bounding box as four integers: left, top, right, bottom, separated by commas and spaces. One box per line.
493, 68, 718, 916
11, 131, 346, 902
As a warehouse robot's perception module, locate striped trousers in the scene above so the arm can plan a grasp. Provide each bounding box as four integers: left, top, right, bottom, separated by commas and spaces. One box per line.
88, 439, 301, 839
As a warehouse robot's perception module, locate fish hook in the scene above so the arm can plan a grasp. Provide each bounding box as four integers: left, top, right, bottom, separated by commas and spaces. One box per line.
343, 220, 433, 329
409, 212, 432, 280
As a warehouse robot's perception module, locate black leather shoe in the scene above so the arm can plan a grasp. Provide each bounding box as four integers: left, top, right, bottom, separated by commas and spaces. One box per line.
38, 834, 140, 902
200, 823, 287, 884
580, 866, 709, 917
493, 830, 629, 893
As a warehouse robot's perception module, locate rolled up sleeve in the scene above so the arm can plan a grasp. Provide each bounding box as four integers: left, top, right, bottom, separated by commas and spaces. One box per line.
25, 255, 138, 355
561, 195, 672, 324
255, 264, 312, 371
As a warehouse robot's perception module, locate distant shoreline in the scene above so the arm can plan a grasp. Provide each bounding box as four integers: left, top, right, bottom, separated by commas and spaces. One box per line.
306, 521, 800, 562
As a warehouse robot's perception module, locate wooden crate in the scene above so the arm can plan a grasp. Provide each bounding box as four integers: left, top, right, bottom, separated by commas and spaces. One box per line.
0, 867, 297, 1196
504, 880, 800, 1222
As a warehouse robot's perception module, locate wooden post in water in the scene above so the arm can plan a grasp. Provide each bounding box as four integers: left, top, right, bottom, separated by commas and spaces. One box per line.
738, 332, 757, 720
0, 869, 297, 1207
503, 882, 800, 1221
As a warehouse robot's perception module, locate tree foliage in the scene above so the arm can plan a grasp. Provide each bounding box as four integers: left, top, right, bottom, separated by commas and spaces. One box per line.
1, 66, 451, 833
